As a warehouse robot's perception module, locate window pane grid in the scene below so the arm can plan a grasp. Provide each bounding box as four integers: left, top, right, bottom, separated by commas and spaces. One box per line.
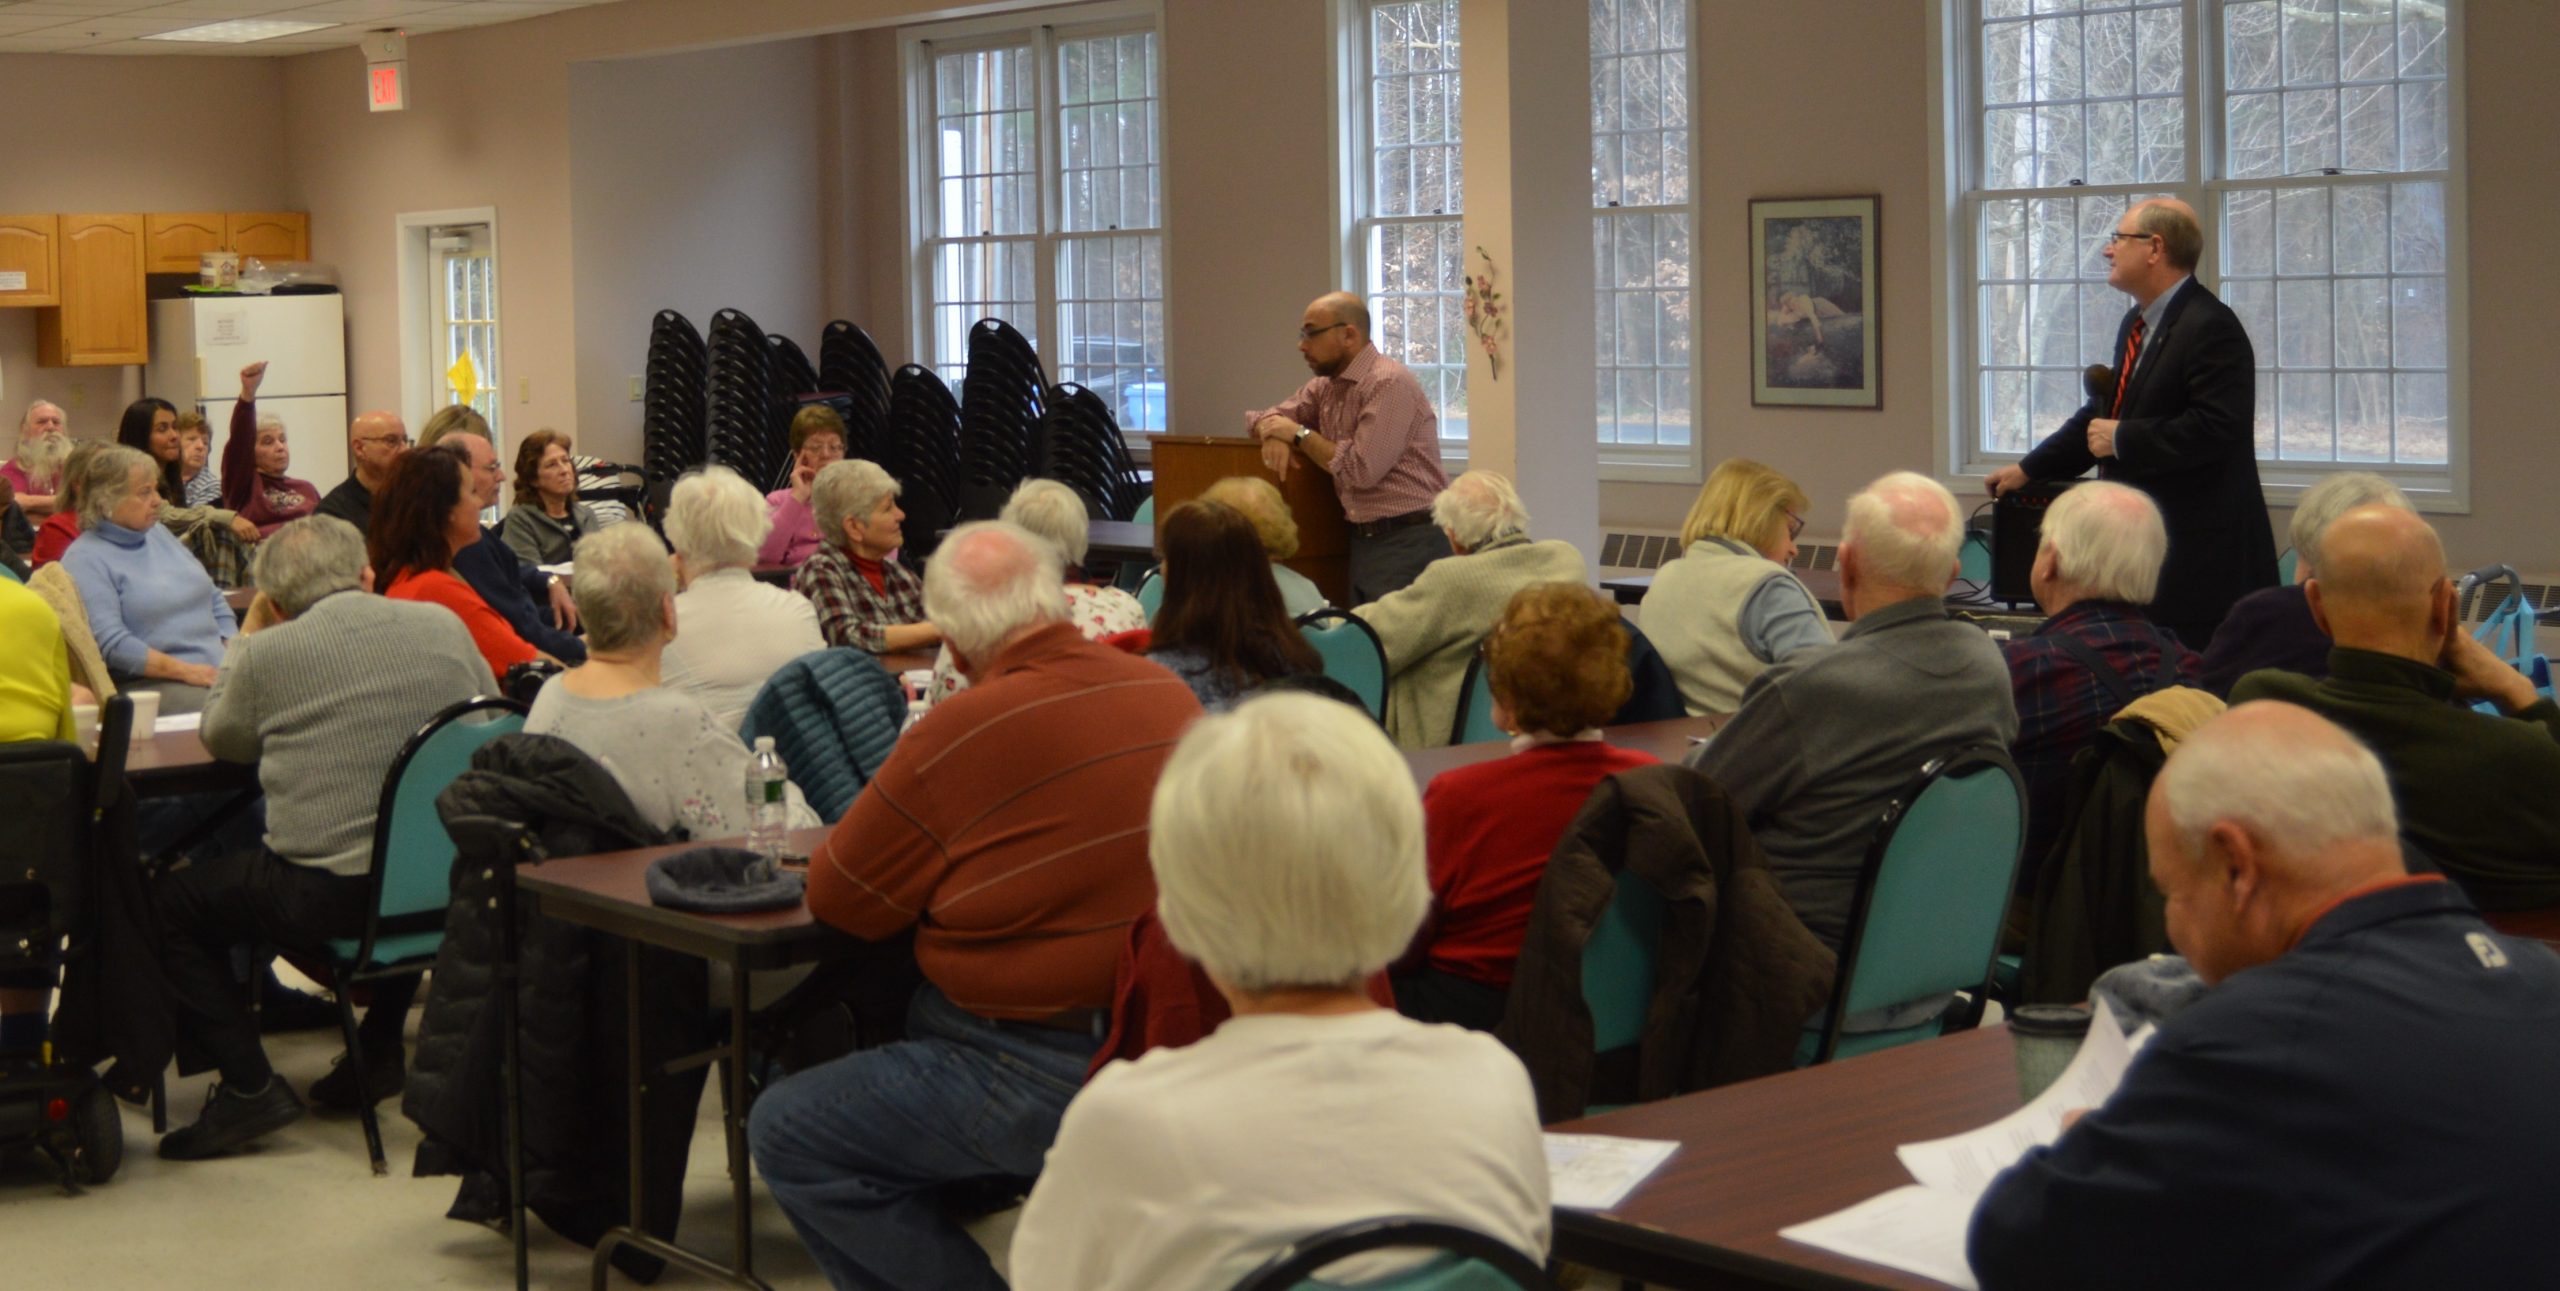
1359, 0, 1464, 441
443, 253, 498, 422
927, 235, 1037, 387
1056, 233, 1166, 432
1593, 210, 1692, 447
931, 47, 1037, 239
1057, 32, 1161, 233
1368, 219, 1468, 440
1965, 0, 2454, 474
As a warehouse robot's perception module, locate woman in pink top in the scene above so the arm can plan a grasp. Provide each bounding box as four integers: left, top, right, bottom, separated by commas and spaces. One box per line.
758, 405, 846, 568
217, 361, 323, 538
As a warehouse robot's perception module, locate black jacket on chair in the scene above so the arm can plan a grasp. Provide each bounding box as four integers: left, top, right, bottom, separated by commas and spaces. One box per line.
1497, 764, 1835, 1123
2019, 280, 2278, 640
406, 734, 707, 1262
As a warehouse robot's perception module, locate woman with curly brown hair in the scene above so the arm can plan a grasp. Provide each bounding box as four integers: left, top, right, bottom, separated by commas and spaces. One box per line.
1393, 581, 1659, 1030
1145, 500, 1320, 711
374, 444, 546, 679
498, 428, 605, 566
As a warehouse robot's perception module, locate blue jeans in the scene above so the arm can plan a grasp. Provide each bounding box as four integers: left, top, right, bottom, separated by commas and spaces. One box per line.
748, 982, 1099, 1291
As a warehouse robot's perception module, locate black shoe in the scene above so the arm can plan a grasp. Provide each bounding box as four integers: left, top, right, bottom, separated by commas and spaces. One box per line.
158, 1078, 303, 1160
307, 1047, 404, 1110
257, 980, 346, 1034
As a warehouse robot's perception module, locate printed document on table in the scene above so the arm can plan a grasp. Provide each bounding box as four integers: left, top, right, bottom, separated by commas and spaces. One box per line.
1543, 1133, 1678, 1210
1895, 1002, 2140, 1197
1778, 1002, 2150, 1288
154, 712, 204, 734
1778, 1185, 1981, 1290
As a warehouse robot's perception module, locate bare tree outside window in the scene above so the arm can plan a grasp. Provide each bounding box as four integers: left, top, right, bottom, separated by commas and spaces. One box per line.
1593, 0, 1693, 449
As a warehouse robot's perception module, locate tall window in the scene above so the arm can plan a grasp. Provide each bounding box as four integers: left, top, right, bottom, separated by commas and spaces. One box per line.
1354, 0, 1467, 439
432, 223, 499, 429
914, 15, 1166, 432
1592, 0, 1693, 455
1962, 0, 2457, 484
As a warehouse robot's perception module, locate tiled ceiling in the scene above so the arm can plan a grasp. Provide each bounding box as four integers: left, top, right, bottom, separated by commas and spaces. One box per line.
0, 1, 630, 56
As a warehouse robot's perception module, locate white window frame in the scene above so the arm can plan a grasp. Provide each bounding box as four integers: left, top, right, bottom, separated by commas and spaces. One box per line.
1592, 0, 1704, 484
1339, 0, 1471, 456
900, 1, 1169, 438
396, 206, 501, 452
1931, 0, 2469, 512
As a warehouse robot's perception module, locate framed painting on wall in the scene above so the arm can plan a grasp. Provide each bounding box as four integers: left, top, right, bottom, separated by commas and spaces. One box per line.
1749, 195, 1880, 409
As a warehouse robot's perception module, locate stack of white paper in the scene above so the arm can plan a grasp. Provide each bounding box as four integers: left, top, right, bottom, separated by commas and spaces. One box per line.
1775, 1004, 2146, 1290
1543, 1133, 1679, 1211
154, 712, 204, 735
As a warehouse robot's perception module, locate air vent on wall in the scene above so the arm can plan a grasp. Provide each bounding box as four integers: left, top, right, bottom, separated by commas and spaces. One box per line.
1600, 530, 1839, 576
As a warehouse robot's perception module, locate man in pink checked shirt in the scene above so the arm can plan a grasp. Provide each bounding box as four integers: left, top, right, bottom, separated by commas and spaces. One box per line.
1247, 291, 1451, 603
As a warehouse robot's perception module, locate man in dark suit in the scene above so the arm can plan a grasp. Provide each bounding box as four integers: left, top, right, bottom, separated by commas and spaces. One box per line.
1987, 198, 2277, 650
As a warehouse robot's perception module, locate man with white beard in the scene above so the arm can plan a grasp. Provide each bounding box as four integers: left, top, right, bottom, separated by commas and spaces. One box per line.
3, 401, 71, 517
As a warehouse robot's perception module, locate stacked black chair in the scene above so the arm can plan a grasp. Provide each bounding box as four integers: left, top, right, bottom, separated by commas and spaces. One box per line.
1036, 383, 1147, 521
886, 364, 965, 565
640, 310, 706, 490
956, 319, 1047, 522
705, 309, 780, 492
817, 321, 892, 465
763, 336, 825, 491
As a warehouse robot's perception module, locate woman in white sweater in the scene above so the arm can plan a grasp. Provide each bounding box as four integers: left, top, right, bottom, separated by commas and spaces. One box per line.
1010, 693, 1550, 1290
1640, 458, 1831, 715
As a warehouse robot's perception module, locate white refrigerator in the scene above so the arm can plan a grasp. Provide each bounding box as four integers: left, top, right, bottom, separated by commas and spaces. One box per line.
145, 294, 350, 490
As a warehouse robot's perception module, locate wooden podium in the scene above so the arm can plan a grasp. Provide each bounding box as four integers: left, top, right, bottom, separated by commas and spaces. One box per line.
1147, 435, 1351, 606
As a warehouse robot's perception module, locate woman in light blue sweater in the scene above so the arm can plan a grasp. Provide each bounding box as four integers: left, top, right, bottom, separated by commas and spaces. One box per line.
60, 445, 235, 714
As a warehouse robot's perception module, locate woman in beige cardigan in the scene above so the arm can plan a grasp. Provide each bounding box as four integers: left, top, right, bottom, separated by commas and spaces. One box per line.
1352, 471, 1589, 749
1640, 459, 1831, 715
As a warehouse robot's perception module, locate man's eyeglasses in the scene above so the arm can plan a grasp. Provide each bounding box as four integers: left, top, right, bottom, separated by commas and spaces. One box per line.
1298, 322, 1349, 342
357, 434, 410, 449
2106, 231, 2160, 245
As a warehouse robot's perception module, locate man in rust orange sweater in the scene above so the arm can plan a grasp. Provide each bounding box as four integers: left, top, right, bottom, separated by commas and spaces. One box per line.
748, 519, 1203, 1291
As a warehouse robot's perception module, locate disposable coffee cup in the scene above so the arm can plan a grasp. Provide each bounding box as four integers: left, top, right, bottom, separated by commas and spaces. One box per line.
127, 688, 162, 731
72, 703, 99, 752
2009, 1004, 2093, 1103
901, 669, 935, 703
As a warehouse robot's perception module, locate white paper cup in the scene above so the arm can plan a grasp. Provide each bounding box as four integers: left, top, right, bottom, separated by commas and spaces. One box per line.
72, 703, 99, 752
127, 689, 162, 731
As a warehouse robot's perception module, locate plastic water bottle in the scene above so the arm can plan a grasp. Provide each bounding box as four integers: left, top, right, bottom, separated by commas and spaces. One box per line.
745, 736, 790, 878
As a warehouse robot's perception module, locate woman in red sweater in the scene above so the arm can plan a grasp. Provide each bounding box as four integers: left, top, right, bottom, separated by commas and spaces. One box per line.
372, 443, 544, 680
217, 360, 323, 537
1396, 582, 1659, 1031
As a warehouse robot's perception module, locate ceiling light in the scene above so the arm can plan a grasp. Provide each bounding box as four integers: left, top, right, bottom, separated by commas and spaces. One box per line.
143, 19, 337, 45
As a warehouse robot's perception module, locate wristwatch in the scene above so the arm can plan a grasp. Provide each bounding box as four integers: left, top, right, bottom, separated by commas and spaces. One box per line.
1293, 426, 1313, 444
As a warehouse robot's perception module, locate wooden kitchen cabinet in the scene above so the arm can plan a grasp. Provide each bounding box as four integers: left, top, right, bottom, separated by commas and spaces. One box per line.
0, 214, 60, 306
226, 211, 308, 263
144, 212, 228, 273
38, 214, 148, 367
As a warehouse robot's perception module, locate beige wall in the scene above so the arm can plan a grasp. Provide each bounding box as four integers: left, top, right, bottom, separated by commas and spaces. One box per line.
567, 38, 830, 461
0, 53, 292, 443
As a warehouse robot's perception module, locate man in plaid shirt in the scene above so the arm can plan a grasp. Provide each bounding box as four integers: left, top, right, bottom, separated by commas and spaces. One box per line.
2002, 481, 2201, 873
793, 458, 941, 655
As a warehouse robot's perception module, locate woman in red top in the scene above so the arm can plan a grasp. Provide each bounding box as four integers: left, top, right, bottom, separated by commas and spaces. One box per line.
372, 443, 543, 679
1396, 582, 1659, 1031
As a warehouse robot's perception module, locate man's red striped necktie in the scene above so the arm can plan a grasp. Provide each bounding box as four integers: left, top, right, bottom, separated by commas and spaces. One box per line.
2111, 315, 2145, 417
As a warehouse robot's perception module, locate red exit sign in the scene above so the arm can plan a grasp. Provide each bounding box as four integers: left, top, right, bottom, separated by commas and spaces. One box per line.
370, 62, 407, 113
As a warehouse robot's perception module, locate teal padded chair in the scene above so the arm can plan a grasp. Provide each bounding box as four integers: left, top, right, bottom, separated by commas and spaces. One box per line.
2277, 547, 2297, 584
1229, 1217, 1548, 1290
1448, 654, 1503, 745
326, 696, 524, 1174
1580, 867, 1667, 1116
1959, 529, 1994, 589
1111, 497, 1158, 592
1138, 566, 1166, 621
739, 648, 906, 821
1295, 608, 1389, 720
1799, 746, 2026, 1066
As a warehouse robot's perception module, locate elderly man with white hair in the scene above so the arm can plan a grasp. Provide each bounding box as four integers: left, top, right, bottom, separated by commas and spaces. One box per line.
1351, 470, 1588, 748
1689, 471, 2018, 975
791, 457, 941, 654
4, 398, 70, 518
750, 519, 1201, 1291
525, 522, 814, 838
1969, 701, 2560, 1290
1010, 692, 1551, 1290
2198, 471, 2409, 696
658, 464, 825, 729
2001, 480, 2201, 870
158, 515, 492, 1158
